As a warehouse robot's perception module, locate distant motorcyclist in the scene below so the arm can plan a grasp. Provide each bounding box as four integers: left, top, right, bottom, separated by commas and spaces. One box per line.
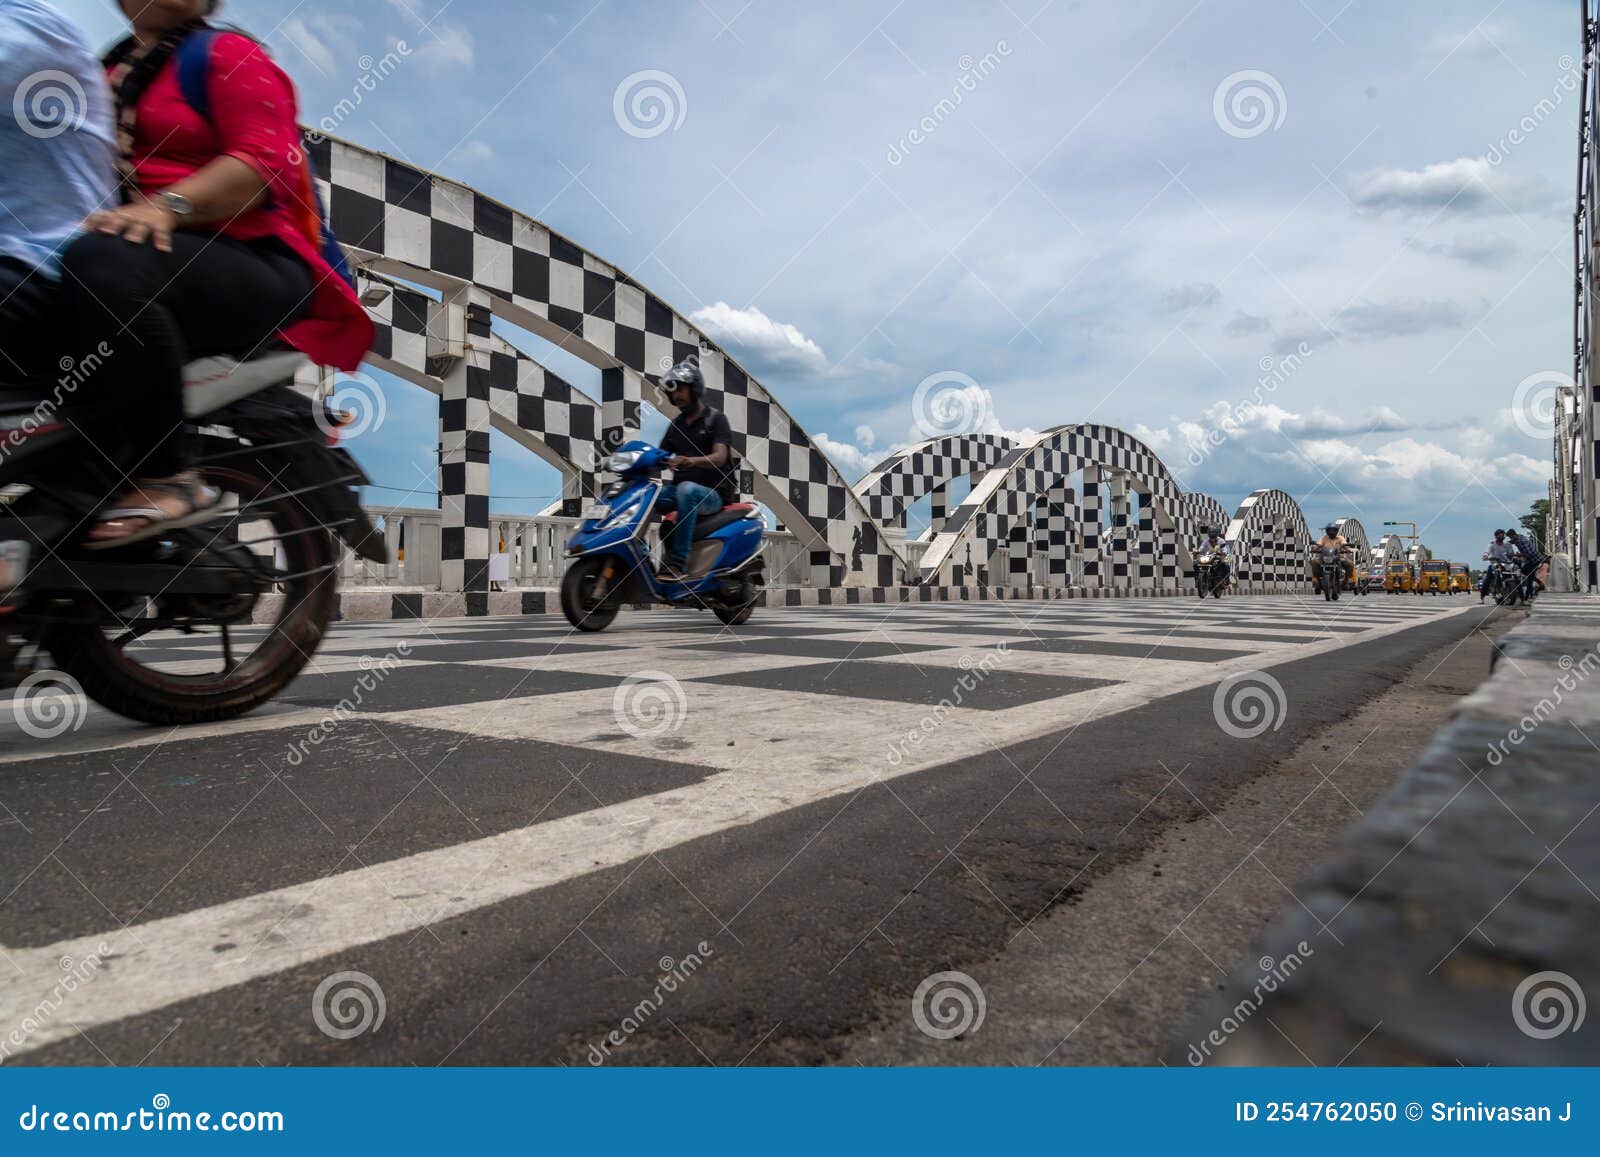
1480, 529, 1514, 602
657, 357, 736, 579
1195, 526, 1231, 590
1314, 522, 1355, 587
1504, 527, 1546, 601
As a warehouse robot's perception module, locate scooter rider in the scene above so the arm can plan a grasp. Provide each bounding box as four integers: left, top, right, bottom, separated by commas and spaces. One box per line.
1314, 522, 1354, 587
1504, 526, 1545, 601
1196, 526, 1231, 589
657, 358, 736, 579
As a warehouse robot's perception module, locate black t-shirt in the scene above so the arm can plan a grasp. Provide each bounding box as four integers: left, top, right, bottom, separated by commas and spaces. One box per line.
661, 403, 737, 502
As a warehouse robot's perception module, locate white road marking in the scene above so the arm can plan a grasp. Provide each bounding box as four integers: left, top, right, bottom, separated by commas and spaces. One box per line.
0, 600, 1475, 1055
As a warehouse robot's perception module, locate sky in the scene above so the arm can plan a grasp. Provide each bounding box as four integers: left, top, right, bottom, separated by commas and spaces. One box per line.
54, 0, 1580, 563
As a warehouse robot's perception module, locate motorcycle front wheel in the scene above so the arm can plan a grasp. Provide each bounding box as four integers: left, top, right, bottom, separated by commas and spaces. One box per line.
561, 555, 624, 632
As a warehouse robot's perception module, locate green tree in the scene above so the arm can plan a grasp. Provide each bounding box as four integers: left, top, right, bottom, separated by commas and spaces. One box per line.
1520, 499, 1550, 550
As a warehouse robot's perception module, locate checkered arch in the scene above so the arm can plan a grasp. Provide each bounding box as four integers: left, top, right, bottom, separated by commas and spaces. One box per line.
1225, 489, 1313, 588
1333, 518, 1372, 577
919, 425, 1197, 588
310, 134, 903, 589
855, 434, 1017, 529
358, 271, 602, 505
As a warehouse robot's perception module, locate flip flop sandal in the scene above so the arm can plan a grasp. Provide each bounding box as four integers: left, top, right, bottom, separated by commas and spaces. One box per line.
84, 478, 223, 551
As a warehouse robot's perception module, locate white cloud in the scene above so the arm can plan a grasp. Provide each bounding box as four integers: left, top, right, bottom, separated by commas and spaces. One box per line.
383, 1, 475, 67
1346, 157, 1553, 215
690, 302, 830, 375
814, 432, 881, 480
280, 16, 337, 73
449, 140, 495, 163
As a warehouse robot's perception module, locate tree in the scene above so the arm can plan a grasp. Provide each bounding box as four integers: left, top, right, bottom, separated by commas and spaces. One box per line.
1520, 499, 1550, 551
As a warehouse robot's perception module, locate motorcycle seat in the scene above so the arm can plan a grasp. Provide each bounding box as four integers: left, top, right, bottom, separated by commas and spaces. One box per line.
0, 349, 310, 418
660, 502, 755, 540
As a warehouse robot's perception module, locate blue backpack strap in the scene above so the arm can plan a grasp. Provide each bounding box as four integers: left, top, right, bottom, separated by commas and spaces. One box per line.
174, 29, 218, 119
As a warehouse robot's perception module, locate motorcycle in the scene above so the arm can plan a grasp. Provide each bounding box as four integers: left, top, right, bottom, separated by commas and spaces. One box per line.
0, 351, 386, 726
1194, 551, 1227, 599
1316, 547, 1343, 602
1484, 558, 1526, 606
560, 440, 766, 632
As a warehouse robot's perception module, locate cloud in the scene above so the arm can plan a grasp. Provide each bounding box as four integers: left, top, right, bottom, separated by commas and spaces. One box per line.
384, 1, 475, 67
449, 140, 495, 163
814, 432, 882, 480
1346, 157, 1553, 215
1156, 283, 1222, 313
280, 16, 338, 74
1224, 312, 1272, 337
1406, 232, 1518, 268
689, 302, 830, 375
1426, 23, 1515, 62
1334, 298, 1469, 341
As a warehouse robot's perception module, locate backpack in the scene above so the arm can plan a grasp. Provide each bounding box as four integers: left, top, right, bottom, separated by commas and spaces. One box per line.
173, 30, 355, 290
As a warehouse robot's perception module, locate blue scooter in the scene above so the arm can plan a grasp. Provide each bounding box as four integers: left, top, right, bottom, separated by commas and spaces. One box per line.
560, 439, 767, 631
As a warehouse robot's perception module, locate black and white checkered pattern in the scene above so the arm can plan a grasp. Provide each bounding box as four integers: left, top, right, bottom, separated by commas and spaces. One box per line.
1225, 489, 1313, 588
310, 134, 904, 589
1333, 518, 1373, 576
361, 272, 603, 513
856, 435, 1016, 529
920, 426, 1204, 589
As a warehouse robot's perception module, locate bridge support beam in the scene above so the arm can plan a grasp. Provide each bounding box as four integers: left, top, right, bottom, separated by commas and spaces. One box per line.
1078, 467, 1103, 589
1107, 474, 1131, 589
439, 301, 493, 595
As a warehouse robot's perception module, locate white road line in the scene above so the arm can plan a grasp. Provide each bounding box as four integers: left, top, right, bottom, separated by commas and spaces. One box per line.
0, 601, 1475, 1056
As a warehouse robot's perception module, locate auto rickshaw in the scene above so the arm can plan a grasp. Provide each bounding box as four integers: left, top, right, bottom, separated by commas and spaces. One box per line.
1418, 559, 1450, 595
1384, 562, 1414, 593
1449, 563, 1471, 594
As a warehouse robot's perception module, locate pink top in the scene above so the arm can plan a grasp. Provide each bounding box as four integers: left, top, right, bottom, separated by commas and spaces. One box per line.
112, 32, 373, 371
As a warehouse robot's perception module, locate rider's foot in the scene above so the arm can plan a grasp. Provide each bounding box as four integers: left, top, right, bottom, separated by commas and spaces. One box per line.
658, 561, 689, 581
87, 472, 220, 548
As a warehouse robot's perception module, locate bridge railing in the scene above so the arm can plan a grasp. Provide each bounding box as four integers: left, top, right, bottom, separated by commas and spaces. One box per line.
339, 505, 812, 590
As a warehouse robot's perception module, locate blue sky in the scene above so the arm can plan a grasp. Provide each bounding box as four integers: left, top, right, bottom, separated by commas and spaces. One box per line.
55, 0, 1577, 562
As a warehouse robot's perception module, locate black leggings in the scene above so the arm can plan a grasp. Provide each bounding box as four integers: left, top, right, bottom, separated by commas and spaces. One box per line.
0, 257, 66, 384
57, 231, 313, 476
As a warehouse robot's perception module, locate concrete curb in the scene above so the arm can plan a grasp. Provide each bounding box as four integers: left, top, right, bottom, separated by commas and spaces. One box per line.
1179, 594, 1600, 1065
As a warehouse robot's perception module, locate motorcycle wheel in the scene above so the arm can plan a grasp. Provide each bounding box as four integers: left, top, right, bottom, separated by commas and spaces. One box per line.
561, 555, 623, 632
44, 454, 336, 726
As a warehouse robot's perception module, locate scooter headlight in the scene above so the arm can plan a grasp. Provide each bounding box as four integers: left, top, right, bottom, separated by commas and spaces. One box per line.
606, 449, 643, 473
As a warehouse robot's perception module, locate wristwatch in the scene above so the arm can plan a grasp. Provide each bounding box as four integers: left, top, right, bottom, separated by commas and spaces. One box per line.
154, 190, 195, 220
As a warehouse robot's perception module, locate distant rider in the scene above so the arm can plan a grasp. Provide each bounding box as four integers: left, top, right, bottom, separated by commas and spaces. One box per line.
1480, 529, 1514, 602
1195, 526, 1231, 590
657, 358, 737, 579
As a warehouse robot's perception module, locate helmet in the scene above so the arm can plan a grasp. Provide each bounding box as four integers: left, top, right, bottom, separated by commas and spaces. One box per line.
1325, 524, 1339, 535
663, 358, 704, 402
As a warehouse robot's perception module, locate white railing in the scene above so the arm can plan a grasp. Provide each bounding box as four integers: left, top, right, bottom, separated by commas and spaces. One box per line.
341, 504, 808, 590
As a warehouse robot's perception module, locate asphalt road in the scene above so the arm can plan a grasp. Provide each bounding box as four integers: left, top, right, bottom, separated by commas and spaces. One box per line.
0, 593, 1487, 1065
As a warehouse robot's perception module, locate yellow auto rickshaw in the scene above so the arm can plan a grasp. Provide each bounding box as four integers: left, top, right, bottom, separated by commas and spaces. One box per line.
1418, 559, 1450, 595
1449, 563, 1471, 594
1384, 562, 1414, 593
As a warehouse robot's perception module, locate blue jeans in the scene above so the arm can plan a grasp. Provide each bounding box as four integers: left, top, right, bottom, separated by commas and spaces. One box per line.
656, 481, 723, 566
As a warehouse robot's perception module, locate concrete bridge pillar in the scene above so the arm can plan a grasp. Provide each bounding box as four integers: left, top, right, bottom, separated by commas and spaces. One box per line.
439, 299, 493, 595
1136, 499, 1155, 589
1077, 467, 1103, 588
1107, 474, 1131, 588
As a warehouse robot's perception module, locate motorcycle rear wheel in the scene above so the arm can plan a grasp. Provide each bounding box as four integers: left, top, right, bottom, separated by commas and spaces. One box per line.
44, 455, 337, 726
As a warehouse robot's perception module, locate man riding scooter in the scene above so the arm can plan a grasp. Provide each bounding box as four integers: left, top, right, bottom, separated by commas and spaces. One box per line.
1480, 529, 1515, 602
1195, 526, 1231, 592
656, 358, 738, 580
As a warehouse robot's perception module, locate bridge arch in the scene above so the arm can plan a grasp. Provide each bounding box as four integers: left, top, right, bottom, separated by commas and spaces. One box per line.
855, 433, 1017, 535
311, 134, 904, 589
919, 424, 1204, 589
1224, 489, 1313, 589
